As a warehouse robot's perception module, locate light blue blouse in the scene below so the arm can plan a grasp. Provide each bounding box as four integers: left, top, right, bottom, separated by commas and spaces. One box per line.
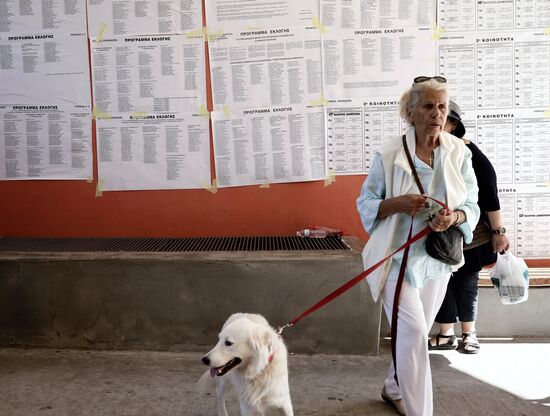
357, 146, 477, 288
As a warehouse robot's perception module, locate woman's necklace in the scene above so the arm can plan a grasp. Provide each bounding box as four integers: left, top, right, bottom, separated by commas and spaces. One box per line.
417, 150, 434, 167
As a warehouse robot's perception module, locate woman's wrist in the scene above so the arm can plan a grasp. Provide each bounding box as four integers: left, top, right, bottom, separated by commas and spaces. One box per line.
452, 211, 461, 227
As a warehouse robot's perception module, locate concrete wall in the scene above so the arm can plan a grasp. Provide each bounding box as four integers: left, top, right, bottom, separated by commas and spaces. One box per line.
379, 285, 550, 337
0, 249, 382, 355
475, 286, 550, 337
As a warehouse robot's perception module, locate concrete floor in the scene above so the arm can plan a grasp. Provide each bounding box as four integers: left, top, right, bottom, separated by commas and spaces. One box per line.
1, 340, 550, 416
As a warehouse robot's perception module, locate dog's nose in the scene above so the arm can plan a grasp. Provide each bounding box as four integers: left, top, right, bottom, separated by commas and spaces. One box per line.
202, 356, 210, 366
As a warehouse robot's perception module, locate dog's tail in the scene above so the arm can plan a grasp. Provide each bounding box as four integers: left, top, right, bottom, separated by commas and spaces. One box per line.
196, 370, 216, 397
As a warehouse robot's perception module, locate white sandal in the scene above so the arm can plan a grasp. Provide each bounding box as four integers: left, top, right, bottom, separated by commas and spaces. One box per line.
461, 331, 480, 354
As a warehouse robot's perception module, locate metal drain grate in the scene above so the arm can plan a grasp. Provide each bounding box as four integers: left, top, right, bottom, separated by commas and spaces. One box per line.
0, 236, 351, 252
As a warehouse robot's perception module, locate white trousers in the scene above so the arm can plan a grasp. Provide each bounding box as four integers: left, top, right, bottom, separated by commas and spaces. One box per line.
381, 275, 451, 416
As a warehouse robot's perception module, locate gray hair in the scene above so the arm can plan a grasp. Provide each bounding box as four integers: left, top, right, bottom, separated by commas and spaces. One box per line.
399, 79, 449, 125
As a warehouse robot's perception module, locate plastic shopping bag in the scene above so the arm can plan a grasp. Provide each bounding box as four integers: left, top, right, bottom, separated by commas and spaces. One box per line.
489, 252, 529, 305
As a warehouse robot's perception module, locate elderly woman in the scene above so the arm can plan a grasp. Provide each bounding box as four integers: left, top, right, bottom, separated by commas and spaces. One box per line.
356, 76, 480, 416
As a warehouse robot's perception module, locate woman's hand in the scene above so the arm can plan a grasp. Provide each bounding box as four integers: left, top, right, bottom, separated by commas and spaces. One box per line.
429, 209, 456, 232
378, 194, 427, 219
395, 194, 428, 216
492, 234, 510, 253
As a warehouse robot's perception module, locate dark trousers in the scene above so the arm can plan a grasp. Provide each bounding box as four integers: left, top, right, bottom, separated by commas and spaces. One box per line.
435, 268, 479, 324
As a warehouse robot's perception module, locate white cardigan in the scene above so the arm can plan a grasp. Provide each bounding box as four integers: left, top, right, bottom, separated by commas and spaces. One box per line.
361, 127, 479, 302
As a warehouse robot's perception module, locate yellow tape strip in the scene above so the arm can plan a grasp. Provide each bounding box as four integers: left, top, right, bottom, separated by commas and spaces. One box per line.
312, 17, 329, 34
432, 24, 444, 40
324, 171, 336, 187
186, 27, 206, 40
223, 105, 232, 117
202, 178, 218, 194
308, 95, 328, 107
95, 179, 104, 197
206, 27, 224, 42
130, 111, 148, 118
198, 105, 210, 118
92, 107, 111, 120
185, 26, 224, 42
544, 27, 550, 36
259, 183, 270, 188
544, 107, 550, 117
86, 177, 93, 183
95, 23, 108, 43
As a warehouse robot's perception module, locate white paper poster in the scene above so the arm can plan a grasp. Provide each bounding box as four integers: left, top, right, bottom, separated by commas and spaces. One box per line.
90, 34, 206, 114
96, 111, 210, 191
456, 107, 550, 258
320, 0, 436, 29
87, 0, 202, 37
0, 0, 86, 35
208, 26, 322, 111
322, 27, 436, 100
0, 103, 92, 180
438, 0, 550, 32
459, 108, 550, 187
497, 190, 550, 258
205, 0, 319, 31
438, 30, 550, 111
212, 105, 326, 187
326, 98, 407, 174
0, 33, 91, 106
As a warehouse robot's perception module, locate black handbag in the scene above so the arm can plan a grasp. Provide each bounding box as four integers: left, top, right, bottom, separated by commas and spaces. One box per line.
425, 226, 463, 265
402, 136, 463, 266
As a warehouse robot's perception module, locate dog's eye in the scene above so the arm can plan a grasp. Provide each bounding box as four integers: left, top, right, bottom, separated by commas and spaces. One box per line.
224, 340, 233, 347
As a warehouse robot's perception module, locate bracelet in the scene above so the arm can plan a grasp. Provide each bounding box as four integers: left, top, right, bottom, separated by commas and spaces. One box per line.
452, 212, 460, 227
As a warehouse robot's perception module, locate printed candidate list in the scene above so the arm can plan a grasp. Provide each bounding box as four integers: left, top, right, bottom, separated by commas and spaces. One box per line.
96, 111, 210, 191
208, 26, 322, 111
212, 105, 326, 187
205, 0, 318, 31
87, 0, 202, 37
320, 0, 435, 29
322, 27, 436, 100
0, 33, 90, 106
0, 0, 86, 35
0, 104, 92, 180
91, 34, 206, 114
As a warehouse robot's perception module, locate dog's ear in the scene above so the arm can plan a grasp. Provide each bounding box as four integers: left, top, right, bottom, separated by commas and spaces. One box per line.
245, 325, 276, 379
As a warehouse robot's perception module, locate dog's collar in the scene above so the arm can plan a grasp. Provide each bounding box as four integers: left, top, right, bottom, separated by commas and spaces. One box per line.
260, 352, 274, 373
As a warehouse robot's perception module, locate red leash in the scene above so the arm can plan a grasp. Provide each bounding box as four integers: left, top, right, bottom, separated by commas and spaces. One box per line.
276, 224, 429, 334
277, 196, 451, 335
391, 220, 413, 386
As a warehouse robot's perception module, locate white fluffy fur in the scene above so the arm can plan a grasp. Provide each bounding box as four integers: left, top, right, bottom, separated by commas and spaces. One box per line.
198, 313, 293, 416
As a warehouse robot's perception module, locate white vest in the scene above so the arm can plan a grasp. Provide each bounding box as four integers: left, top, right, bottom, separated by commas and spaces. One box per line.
362, 127, 474, 302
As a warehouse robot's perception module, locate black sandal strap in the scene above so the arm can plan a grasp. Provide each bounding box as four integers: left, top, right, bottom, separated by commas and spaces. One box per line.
430, 333, 458, 348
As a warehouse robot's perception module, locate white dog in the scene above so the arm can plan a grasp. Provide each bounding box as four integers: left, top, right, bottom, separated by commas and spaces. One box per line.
198, 313, 294, 416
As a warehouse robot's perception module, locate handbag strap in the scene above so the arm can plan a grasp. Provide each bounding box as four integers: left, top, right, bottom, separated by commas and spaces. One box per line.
390, 135, 423, 386
402, 135, 452, 213
402, 134, 425, 195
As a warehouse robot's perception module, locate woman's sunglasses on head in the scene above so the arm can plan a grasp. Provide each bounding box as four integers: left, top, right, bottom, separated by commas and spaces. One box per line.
413, 76, 447, 84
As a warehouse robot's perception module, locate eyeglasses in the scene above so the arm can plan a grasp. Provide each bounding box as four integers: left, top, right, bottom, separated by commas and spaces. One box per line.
413, 76, 447, 84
